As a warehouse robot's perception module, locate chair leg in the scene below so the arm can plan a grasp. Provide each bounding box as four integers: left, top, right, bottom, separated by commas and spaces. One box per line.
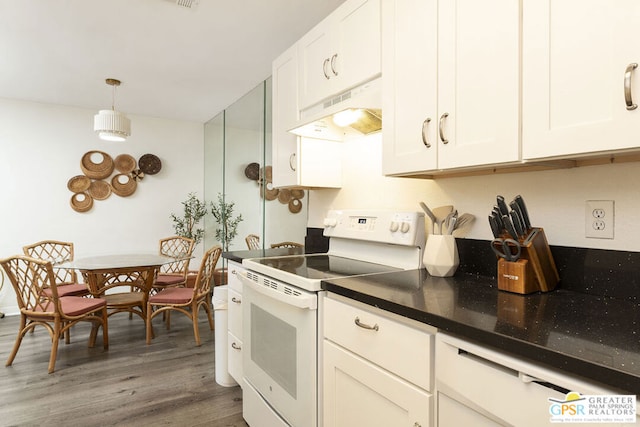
146, 303, 153, 345
204, 301, 214, 331
192, 302, 201, 346
6, 314, 27, 367
48, 318, 62, 374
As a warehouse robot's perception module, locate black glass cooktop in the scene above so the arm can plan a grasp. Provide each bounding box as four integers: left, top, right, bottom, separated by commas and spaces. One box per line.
248, 254, 401, 280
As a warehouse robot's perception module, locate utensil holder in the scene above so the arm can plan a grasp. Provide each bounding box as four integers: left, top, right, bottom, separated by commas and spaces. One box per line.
424, 234, 459, 277
494, 227, 559, 294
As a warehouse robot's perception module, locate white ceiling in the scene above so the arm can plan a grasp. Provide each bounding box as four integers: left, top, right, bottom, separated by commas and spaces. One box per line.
0, 0, 345, 123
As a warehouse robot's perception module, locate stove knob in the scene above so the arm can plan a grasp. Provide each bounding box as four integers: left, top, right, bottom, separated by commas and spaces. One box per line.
401, 222, 411, 233
324, 218, 337, 227
389, 221, 399, 232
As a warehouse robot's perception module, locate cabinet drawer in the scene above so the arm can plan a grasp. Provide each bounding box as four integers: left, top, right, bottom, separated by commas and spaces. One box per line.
228, 331, 243, 386
227, 261, 244, 293
324, 296, 433, 391
228, 288, 242, 338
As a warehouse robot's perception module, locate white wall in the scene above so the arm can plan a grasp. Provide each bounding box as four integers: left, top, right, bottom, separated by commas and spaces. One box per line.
0, 98, 204, 315
309, 133, 640, 251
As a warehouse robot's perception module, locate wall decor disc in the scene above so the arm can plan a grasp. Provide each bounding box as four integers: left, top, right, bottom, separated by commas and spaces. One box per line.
130, 169, 145, 181
67, 175, 91, 193
114, 154, 137, 173
70, 193, 93, 212
288, 198, 302, 213
277, 188, 292, 204
138, 153, 162, 175
80, 150, 114, 179
88, 180, 112, 200
245, 163, 260, 181
291, 189, 305, 200
264, 182, 279, 201
111, 174, 137, 197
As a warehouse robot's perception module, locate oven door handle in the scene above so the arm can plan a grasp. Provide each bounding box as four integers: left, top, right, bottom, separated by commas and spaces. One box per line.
238, 272, 317, 310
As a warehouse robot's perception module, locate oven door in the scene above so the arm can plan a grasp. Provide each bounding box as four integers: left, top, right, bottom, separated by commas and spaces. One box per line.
239, 271, 318, 427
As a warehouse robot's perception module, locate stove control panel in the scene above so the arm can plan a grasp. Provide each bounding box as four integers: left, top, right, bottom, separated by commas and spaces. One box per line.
323, 209, 425, 247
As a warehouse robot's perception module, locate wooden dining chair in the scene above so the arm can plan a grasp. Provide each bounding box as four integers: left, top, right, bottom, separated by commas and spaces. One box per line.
270, 241, 304, 248
152, 236, 195, 295
245, 234, 260, 250
22, 240, 90, 297
0, 255, 108, 374
146, 245, 221, 346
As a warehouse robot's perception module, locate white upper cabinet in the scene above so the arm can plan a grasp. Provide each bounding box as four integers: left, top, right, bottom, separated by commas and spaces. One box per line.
383, 0, 521, 175
522, 0, 640, 160
298, 0, 381, 111
272, 45, 342, 189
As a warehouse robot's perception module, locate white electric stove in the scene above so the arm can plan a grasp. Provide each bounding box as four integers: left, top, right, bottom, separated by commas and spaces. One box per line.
239, 209, 426, 427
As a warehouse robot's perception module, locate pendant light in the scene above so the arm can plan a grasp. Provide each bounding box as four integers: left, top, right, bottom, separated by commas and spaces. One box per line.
94, 78, 131, 142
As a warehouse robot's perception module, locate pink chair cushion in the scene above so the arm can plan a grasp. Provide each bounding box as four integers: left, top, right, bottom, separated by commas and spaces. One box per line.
43, 283, 89, 297
154, 274, 185, 286
60, 296, 107, 316
32, 297, 106, 317
149, 287, 194, 304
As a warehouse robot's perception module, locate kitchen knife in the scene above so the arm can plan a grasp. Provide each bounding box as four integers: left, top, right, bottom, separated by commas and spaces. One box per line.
492, 206, 504, 230
509, 209, 525, 239
514, 195, 532, 229
488, 215, 501, 238
496, 195, 510, 217
509, 200, 526, 234
502, 214, 518, 240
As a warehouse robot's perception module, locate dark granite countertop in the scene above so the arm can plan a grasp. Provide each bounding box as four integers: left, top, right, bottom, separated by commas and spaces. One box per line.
322, 269, 640, 394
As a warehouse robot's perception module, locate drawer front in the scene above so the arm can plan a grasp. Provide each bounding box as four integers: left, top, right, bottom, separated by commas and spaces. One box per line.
324, 296, 433, 391
228, 288, 242, 338
227, 261, 244, 293
228, 331, 243, 385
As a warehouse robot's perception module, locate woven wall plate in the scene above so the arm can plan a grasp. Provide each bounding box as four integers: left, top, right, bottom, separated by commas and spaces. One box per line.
263, 181, 279, 201
245, 163, 260, 181
114, 154, 137, 173
111, 174, 137, 197
67, 175, 91, 193
88, 180, 112, 200
277, 188, 292, 204
291, 189, 305, 200
131, 169, 145, 181
80, 151, 114, 180
264, 165, 273, 183
70, 193, 93, 212
138, 154, 162, 175
288, 198, 302, 214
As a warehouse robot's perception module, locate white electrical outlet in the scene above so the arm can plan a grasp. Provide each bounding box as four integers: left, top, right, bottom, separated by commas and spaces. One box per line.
585, 200, 614, 239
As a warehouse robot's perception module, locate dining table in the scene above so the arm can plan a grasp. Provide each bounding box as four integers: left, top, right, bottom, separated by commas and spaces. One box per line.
56, 254, 181, 332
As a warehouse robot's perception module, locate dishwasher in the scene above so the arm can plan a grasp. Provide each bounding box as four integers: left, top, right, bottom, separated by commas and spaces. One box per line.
435, 333, 637, 426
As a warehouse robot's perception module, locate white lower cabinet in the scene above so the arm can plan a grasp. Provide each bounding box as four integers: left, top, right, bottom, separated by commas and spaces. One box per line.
227, 261, 244, 386
322, 294, 435, 427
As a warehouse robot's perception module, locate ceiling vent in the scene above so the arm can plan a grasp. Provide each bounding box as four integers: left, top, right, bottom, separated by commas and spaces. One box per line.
175, 0, 199, 9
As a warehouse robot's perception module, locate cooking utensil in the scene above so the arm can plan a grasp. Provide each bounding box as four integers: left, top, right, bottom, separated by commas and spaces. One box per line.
496, 195, 510, 217
492, 206, 504, 231
509, 200, 526, 233
433, 205, 454, 234
514, 195, 532, 229
419, 202, 437, 234
491, 238, 521, 262
452, 213, 475, 237
445, 211, 458, 235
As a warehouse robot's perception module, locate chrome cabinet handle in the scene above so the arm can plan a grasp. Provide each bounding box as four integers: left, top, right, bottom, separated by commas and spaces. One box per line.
289, 153, 297, 171
231, 342, 241, 350
421, 118, 432, 148
439, 113, 449, 144
625, 63, 638, 110
354, 317, 379, 331
323, 58, 331, 79
330, 54, 338, 76
231, 297, 241, 304
231, 269, 237, 275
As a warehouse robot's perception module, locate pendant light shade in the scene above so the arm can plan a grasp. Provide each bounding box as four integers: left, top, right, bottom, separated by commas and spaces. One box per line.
94, 78, 131, 141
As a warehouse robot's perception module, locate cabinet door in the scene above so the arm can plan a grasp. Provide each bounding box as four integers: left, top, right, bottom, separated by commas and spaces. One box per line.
382, 0, 438, 175
272, 44, 300, 188
323, 340, 432, 427
298, 20, 333, 110
522, 0, 640, 159
333, 0, 381, 95
437, 0, 520, 169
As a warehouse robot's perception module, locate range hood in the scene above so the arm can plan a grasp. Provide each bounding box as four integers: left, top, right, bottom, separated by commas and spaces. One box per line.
289, 78, 382, 141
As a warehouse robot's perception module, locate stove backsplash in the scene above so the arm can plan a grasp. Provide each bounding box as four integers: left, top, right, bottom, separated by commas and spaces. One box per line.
307, 228, 640, 302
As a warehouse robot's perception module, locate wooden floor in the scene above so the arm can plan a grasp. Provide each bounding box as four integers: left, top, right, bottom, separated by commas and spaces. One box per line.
0, 310, 248, 427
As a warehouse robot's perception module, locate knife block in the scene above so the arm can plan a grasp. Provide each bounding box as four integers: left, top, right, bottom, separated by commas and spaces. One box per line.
495, 227, 559, 294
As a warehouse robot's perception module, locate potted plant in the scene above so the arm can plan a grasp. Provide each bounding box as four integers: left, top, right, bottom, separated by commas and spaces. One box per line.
211, 193, 243, 284
170, 192, 208, 245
